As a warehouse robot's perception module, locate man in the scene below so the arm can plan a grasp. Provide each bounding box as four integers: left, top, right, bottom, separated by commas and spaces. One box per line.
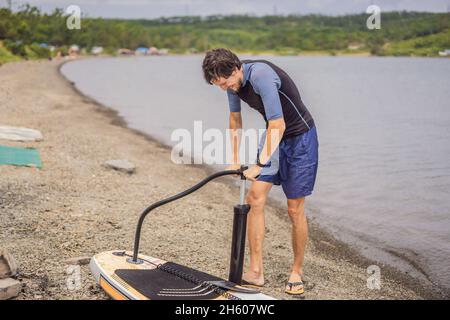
202, 48, 318, 295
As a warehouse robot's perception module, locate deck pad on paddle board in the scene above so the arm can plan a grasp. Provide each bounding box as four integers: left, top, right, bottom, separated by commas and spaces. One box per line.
90, 250, 275, 300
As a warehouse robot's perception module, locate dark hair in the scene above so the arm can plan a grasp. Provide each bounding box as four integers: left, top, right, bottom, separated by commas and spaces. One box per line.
202, 48, 242, 85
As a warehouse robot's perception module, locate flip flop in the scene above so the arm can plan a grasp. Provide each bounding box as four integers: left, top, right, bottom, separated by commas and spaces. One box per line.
285, 281, 305, 295
241, 279, 264, 288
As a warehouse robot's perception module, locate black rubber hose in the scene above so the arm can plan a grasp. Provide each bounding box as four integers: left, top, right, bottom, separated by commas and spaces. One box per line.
131, 168, 246, 263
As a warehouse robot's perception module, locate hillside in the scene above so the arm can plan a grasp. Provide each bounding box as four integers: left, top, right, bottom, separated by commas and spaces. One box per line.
1, 5, 449, 64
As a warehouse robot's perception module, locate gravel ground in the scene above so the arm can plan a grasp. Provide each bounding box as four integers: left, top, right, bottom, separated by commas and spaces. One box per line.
0, 59, 446, 300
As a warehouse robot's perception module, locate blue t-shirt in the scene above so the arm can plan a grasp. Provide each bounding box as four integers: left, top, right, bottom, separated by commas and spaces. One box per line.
227, 62, 283, 121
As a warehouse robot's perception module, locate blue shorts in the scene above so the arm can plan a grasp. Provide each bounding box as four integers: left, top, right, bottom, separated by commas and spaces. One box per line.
257, 126, 319, 199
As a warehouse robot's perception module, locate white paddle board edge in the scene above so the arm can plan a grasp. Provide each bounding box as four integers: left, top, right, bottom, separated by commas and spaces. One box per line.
90, 250, 275, 300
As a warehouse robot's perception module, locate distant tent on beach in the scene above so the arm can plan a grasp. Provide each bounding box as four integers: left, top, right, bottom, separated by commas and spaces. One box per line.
135, 47, 149, 55
0, 145, 42, 169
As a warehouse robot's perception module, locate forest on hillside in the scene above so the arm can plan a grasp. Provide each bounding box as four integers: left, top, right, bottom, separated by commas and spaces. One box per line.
0, 4, 449, 64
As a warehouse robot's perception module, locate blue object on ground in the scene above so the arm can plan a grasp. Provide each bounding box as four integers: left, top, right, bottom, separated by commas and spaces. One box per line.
0, 145, 42, 169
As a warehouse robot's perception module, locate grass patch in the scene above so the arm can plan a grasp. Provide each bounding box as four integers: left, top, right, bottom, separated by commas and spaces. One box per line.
0, 41, 21, 65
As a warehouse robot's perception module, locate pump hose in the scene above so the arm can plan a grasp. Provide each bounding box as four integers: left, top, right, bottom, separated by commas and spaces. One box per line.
131, 167, 246, 263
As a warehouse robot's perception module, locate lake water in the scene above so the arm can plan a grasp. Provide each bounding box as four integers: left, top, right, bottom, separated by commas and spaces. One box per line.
61, 55, 450, 291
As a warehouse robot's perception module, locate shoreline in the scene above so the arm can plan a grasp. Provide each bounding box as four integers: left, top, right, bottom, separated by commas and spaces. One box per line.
1, 59, 447, 299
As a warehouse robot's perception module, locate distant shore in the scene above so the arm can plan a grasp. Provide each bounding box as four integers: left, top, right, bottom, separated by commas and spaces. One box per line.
4, 47, 450, 67
0, 59, 447, 299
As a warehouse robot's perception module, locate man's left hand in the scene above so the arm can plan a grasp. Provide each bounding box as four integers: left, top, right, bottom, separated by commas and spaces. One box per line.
243, 165, 262, 182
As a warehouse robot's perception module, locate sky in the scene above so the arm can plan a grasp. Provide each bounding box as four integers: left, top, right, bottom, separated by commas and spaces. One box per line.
5, 0, 450, 19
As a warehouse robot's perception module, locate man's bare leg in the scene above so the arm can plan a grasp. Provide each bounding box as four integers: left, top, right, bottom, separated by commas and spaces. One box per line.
242, 180, 272, 286
286, 197, 308, 293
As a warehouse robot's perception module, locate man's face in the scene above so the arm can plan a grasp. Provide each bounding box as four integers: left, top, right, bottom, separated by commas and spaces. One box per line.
212, 67, 243, 92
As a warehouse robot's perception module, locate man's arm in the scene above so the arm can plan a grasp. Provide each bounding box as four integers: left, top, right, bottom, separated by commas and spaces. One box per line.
227, 89, 242, 168
258, 118, 285, 165
243, 117, 285, 181
229, 111, 242, 166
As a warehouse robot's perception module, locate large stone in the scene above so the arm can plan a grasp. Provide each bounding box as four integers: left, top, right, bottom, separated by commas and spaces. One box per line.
0, 125, 43, 142
65, 256, 91, 266
0, 278, 22, 300
103, 159, 136, 174
0, 249, 18, 279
